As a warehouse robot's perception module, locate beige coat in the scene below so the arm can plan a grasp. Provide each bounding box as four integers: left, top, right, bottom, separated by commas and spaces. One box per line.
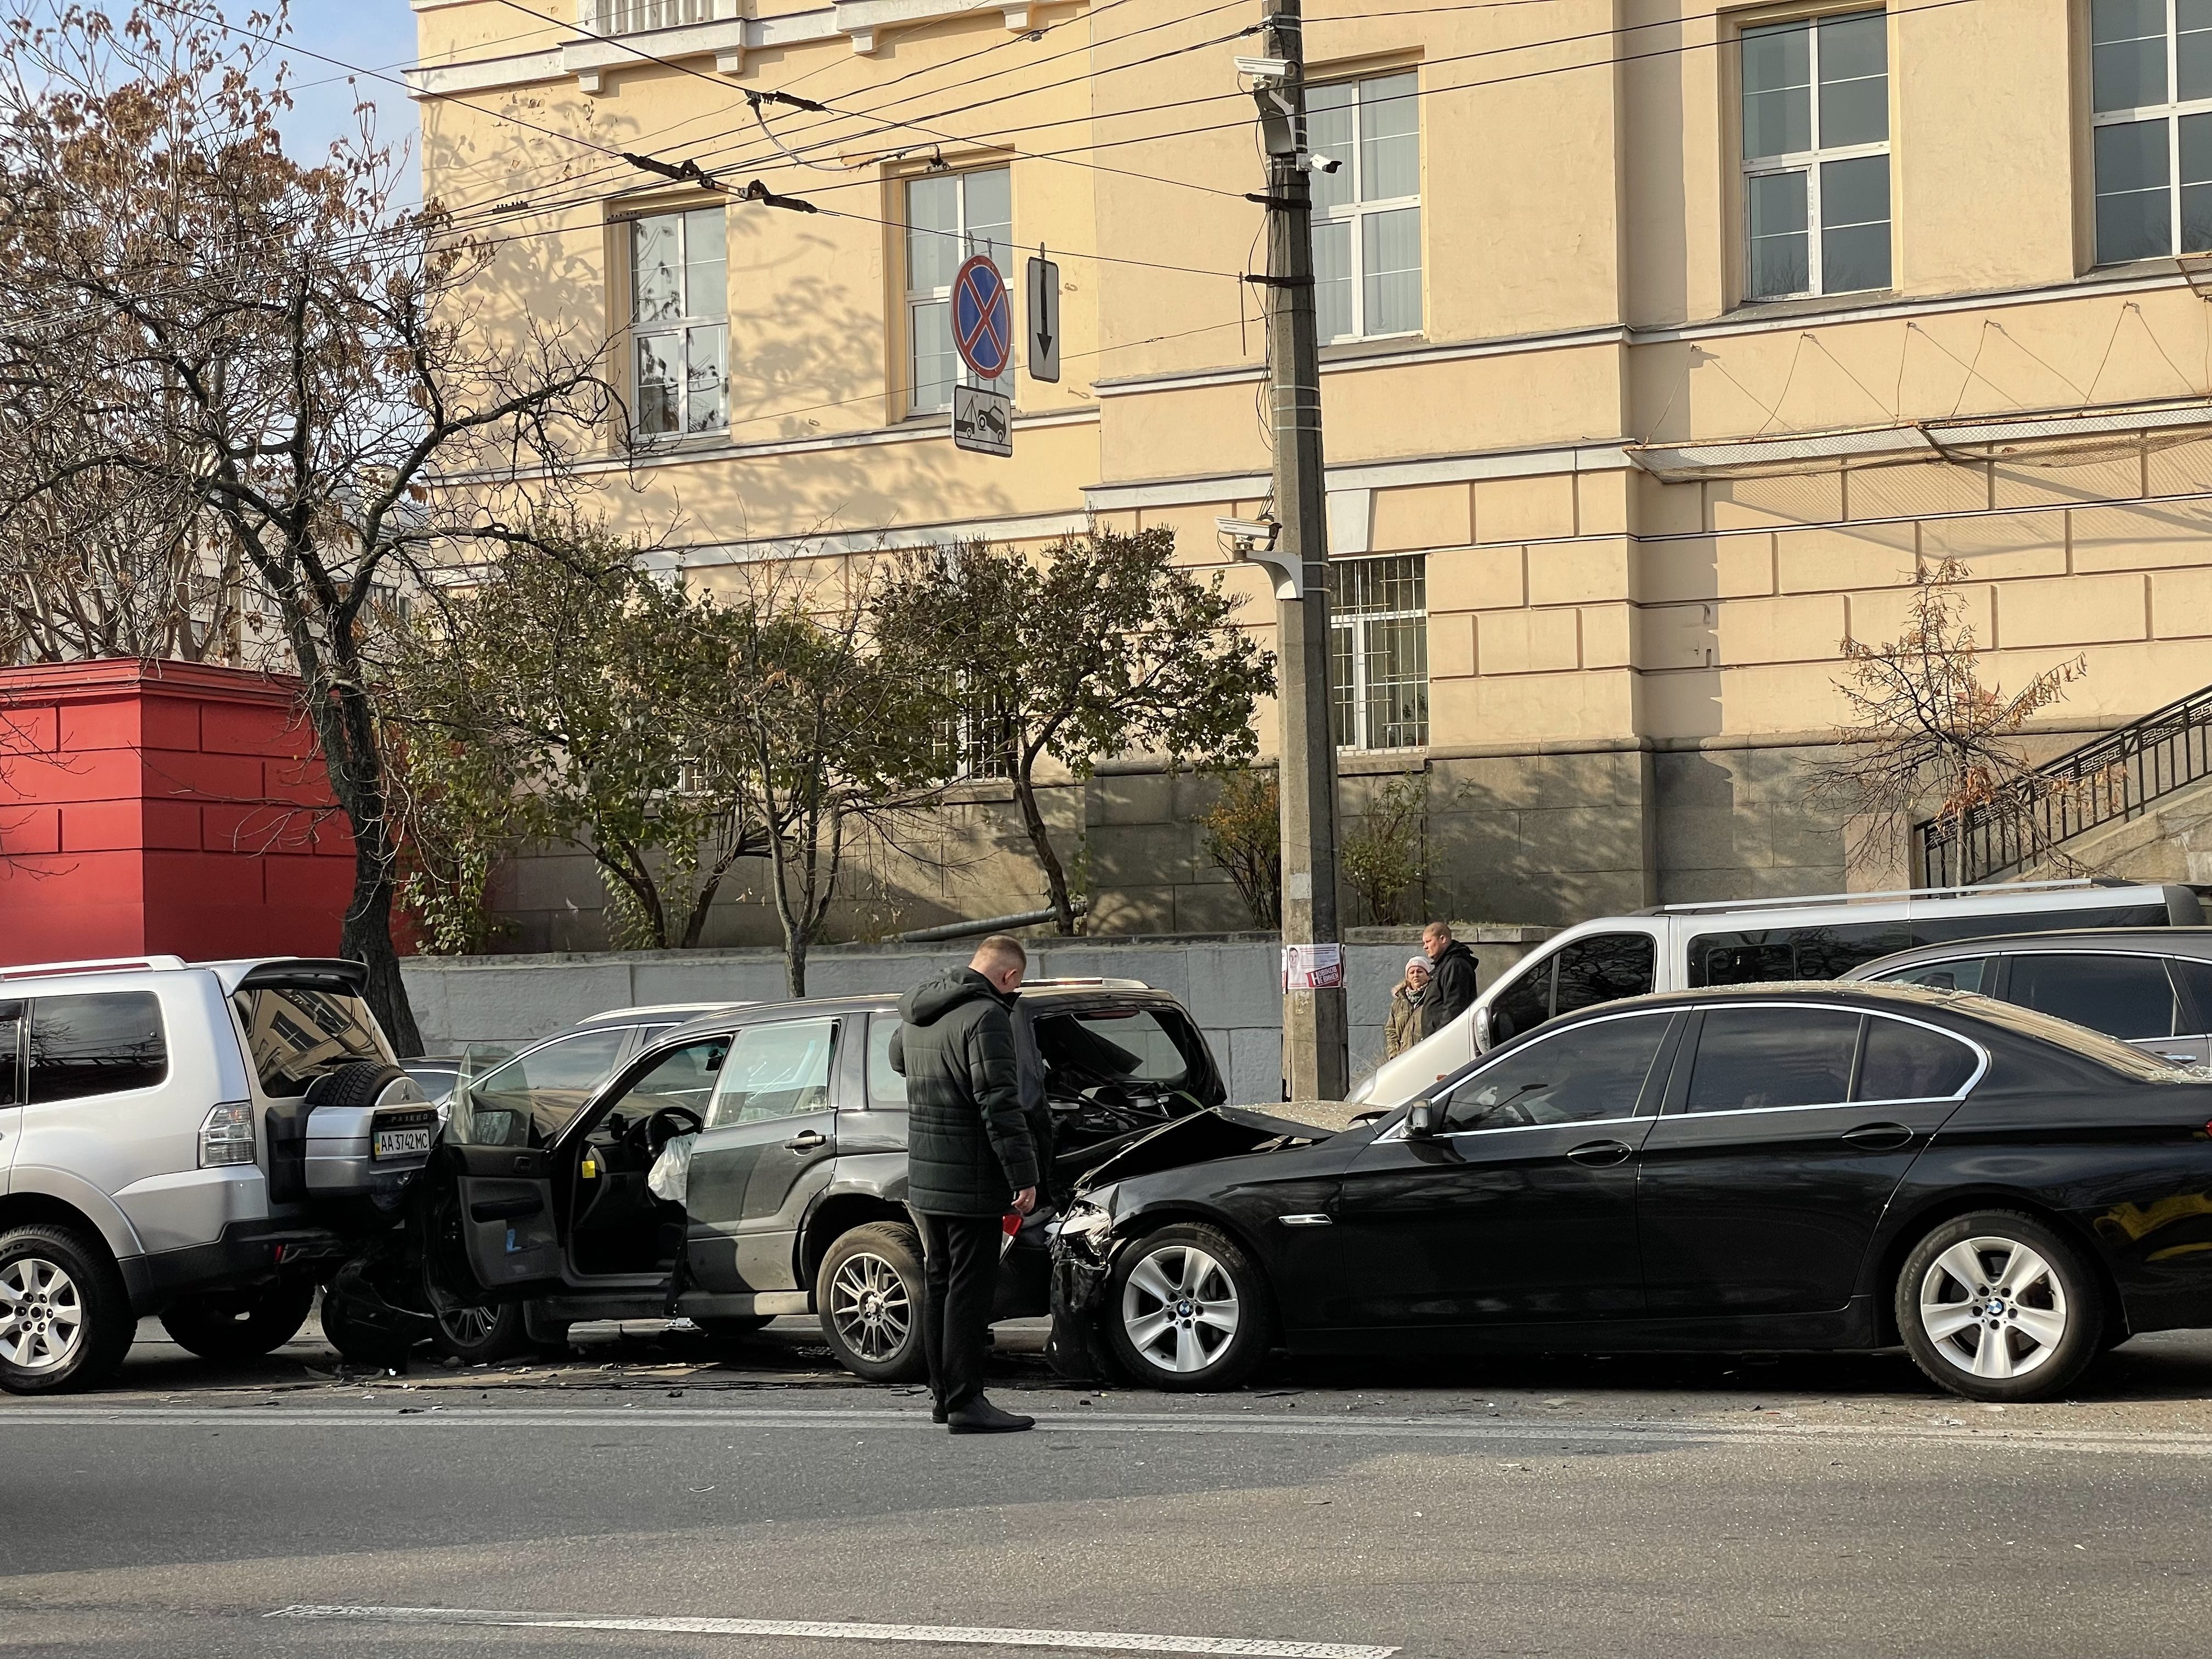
1385, 984, 1427, 1057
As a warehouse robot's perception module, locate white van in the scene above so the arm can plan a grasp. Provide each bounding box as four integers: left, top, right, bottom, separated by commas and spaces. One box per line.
1351, 879, 2206, 1106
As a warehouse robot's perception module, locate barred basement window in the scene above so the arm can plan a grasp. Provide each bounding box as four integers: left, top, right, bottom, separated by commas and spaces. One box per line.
1329, 555, 1428, 752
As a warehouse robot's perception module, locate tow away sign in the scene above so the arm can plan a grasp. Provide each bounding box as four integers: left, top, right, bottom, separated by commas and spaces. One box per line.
952, 384, 1012, 457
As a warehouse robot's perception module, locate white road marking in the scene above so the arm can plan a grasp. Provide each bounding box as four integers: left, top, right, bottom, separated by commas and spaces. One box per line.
5, 1403, 2212, 1455
264, 1602, 1399, 1657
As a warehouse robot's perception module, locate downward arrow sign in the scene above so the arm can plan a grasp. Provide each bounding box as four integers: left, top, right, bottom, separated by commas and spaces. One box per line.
1027, 252, 1061, 385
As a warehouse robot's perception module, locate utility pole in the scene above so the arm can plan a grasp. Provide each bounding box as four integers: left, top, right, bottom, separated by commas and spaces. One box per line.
1250, 0, 1348, 1101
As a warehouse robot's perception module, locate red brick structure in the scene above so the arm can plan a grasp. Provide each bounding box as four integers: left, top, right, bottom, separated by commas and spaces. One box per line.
0, 659, 355, 967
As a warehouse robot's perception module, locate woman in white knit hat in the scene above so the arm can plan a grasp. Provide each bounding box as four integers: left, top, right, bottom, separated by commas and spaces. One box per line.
1385, 955, 1431, 1058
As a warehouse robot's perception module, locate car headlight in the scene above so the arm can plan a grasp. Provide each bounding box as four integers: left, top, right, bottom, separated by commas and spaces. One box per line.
1055, 1198, 1115, 1257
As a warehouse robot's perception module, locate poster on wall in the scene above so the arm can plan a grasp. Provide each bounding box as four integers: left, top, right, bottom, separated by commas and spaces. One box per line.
1281, 943, 1345, 991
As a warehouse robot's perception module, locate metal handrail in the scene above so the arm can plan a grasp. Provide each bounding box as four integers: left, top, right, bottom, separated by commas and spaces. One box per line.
1920, 683, 2212, 885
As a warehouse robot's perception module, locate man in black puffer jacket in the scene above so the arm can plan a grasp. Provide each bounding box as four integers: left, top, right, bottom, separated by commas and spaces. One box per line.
890, 934, 1040, 1435
1421, 921, 1481, 1039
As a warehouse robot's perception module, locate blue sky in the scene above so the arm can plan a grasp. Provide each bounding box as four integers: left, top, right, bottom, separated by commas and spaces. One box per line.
277, 7, 425, 174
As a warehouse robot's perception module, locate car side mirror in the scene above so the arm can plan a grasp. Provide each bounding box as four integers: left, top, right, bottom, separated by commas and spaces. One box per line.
1405, 1097, 1443, 1139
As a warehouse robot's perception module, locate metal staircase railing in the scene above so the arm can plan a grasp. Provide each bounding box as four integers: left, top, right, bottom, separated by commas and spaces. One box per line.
1919, 684, 2212, 886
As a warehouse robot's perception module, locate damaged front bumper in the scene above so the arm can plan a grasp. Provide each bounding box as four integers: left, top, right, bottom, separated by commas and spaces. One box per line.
1043, 1106, 1334, 1380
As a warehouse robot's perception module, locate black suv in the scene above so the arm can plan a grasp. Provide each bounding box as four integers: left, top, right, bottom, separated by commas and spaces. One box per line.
381, 979, 1224, 1381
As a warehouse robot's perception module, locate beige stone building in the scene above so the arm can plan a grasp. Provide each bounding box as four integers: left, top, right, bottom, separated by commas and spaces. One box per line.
409, 0, 2212, 947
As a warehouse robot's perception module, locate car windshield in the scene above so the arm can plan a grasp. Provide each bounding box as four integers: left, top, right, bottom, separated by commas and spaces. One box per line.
448, 1027, 631, 1147
1931, 991, 2204, 1082
1031, 1007, 1206, 1096
232, 985, 386, 1098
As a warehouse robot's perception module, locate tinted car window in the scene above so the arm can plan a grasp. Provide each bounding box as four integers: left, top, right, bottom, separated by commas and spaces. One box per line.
1945, 995, 2204, 1082
2008, 954, 2179, 1041
707, 1019, 837, 1127
452, 1027, 630, 1147
1878, 956, 1993, 994
1687, 903, 2175, 988
232, 985, 386, 1098
27, 992, 167, 1103
1857, 1015, 1978, 1100
0, 1000, 20, 1108
1685, 1007, 1860, 1112
1486, 961, 1552, 1043
867, 1014, 909, 1108
1443, 1014, 1669, 1131
1553, 934, 1657, 1016
2174, 959, 2212, 1036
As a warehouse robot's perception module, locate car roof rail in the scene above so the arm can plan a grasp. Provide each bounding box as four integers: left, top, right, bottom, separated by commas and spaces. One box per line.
1627, 877, 2136, 917
0, 955, 190, 980
1020, 977, 1152, 990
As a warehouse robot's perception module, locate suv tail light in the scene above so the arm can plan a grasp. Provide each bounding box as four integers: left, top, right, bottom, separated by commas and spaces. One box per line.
199, 1101, 257, 1167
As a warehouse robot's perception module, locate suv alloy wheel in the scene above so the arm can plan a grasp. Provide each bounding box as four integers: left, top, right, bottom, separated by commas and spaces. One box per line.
1895, 1210, 2104, 1402
0, 1224, 134, 1395
816, 1222, 928, 1383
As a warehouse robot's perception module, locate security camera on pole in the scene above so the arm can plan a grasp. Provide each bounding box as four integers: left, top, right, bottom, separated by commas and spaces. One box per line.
1228, 3, 1349, 1102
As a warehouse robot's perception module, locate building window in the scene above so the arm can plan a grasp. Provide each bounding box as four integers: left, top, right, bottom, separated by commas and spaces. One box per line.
2091, 0, 2212, 263
940, 680, 1013, 781
1307, 72, 1421, 342
588, 0, 723, 31
1739, 10, 1891, 301
905, 168, 1012, 416
629, 207, 727, 438
1329, 555, 1428, 752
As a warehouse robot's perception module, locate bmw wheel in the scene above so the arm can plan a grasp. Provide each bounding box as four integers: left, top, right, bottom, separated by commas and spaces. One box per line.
0, 1225, 133, 1396
1897, 1210, 2103, 1402
1103, 1223, 1271, 1393
816, 1222, 927, 1383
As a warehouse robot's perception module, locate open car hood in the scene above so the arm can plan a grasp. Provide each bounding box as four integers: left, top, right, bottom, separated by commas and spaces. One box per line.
1072, 1105, 1332, 1192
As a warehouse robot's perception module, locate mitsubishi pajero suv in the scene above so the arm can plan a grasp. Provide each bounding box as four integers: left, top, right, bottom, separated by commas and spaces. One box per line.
0, 955, 431, 1393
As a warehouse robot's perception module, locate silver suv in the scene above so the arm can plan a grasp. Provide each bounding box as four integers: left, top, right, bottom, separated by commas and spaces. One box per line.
0, 955, 430, 1393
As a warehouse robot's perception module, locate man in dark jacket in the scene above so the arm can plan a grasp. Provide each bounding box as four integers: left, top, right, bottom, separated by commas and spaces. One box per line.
889, 934, 1040, 1435
1421, 921, 1481, 1037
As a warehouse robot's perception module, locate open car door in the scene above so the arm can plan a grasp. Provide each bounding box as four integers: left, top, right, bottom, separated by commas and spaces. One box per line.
425, 1032, 630, 1299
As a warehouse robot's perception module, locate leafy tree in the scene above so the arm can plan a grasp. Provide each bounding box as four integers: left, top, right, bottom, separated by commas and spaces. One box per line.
873, 528, 1276, 933
1813, 558, 2096, 875
1198, 766, 1280, 929
0, 4, 619, 1049
1341, 773, 1427, 926
391, 528, 772, 952
726, 566, 950, 995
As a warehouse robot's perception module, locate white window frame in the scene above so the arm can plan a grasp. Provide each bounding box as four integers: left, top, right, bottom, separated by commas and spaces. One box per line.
1308, 72, 1423, 345
903, 168, 1012, 417
1329, 553, 1429, 753
586, 1, 727, 33
1738, 10, 1892, 302
2090, 0, 2212, 264
627, 207, 728, 441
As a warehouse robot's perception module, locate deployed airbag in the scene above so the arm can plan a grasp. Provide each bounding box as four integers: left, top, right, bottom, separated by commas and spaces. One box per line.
647, 1132, 697, 1204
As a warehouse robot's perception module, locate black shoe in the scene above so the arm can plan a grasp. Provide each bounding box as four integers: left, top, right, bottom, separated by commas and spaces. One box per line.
931, 1402, 948, 1425
946, 1396, 1034, 1435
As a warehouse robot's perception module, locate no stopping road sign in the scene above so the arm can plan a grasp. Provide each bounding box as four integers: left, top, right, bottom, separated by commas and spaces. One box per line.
951, 254, 1012, 380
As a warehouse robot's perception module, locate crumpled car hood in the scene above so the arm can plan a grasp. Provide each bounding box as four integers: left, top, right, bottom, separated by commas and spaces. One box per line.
1072, 1105, 1331, 1192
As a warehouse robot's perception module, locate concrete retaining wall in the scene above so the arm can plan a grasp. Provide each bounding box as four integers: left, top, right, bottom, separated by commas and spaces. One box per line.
399, 929, 1551, 1103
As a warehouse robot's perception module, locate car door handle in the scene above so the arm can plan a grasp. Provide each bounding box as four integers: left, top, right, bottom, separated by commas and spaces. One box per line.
1841, 1122, 1914, 1150
1566, 1139, 1634, 1167
785, 1130, 828, 1151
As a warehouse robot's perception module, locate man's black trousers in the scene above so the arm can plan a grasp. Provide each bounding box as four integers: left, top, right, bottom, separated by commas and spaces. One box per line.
909, 1209, 1001, 1413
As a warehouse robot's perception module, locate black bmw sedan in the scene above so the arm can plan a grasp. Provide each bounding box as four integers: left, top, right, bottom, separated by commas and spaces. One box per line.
1049, 981, 2212, 1402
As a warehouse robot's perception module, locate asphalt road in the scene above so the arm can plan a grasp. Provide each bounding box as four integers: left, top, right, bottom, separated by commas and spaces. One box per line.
5, 1315, 2212, 1657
